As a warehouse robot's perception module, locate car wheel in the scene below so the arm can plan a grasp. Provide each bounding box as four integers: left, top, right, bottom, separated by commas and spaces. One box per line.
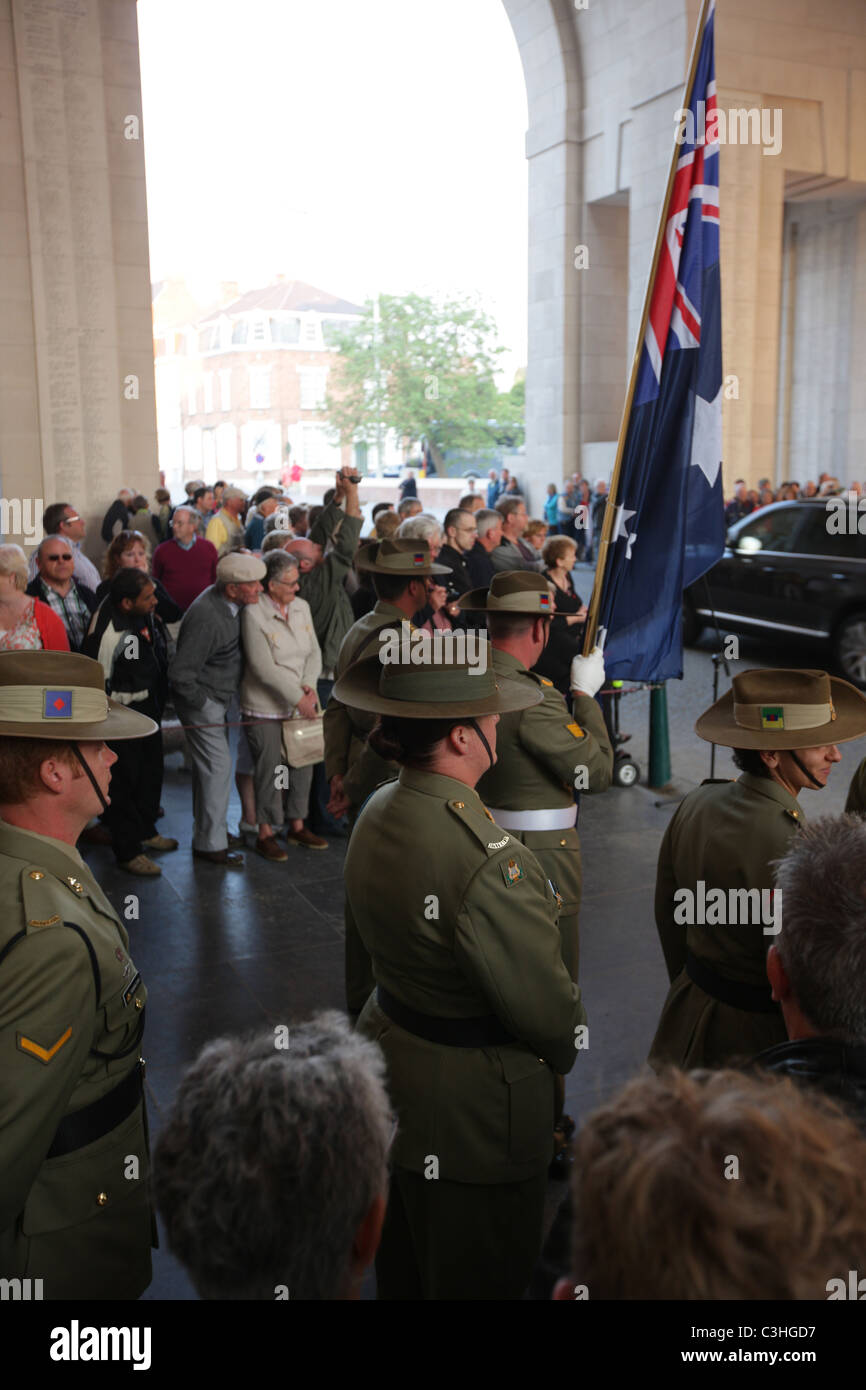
682, 598, 703, 646
614, 758, 639, 787
833, 612, 866, 688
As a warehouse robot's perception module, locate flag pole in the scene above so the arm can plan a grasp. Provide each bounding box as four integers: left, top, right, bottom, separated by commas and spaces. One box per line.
582, 0, 714, 655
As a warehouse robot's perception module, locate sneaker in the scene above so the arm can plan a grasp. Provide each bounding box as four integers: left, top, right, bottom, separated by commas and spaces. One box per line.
118, 854, 162, 877
141, 834, 179, 852
256, 835, 289, 862
285, 827, 329, 851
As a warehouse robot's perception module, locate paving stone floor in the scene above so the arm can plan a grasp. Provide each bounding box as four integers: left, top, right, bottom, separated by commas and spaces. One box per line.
79, 614, 861, 1300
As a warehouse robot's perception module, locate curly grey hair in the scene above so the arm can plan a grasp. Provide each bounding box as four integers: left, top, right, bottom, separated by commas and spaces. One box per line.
263, 549, 298, 587
774, 814, 866, 1042
152, 1013, 393, 1300
261, 529, 293, 554
396, 512, 441, 546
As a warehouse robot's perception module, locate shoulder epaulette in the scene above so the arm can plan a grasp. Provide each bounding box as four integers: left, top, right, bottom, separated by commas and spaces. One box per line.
446, 799, 513, 856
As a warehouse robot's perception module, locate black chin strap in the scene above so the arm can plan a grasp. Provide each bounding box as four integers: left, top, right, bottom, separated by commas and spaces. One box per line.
788, 749, 823, 789
468, 719, 494, 772
71, 743, 110, 814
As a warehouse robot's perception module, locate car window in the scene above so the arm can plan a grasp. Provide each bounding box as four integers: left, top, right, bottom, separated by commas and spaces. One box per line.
792, 503, 866, 560
734, 506, 800, 554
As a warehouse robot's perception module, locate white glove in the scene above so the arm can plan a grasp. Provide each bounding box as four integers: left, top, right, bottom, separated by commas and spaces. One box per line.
570, 646, 605, 698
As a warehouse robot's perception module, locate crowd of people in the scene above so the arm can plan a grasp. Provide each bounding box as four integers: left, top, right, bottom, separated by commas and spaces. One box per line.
723, 472, 849, 525
6, 463, 866, 1305
0, 472, 598, 876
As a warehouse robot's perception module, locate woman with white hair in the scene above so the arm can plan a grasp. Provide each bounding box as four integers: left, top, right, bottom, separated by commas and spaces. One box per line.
239, 549, 328, 858
0, 543, 69, 651
395, 513, 459, 631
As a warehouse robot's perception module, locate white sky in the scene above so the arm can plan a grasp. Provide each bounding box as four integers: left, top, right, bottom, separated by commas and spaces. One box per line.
137, 0, 529, 383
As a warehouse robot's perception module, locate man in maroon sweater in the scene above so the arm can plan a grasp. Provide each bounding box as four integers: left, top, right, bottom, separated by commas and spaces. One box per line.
152, 505, 218, 612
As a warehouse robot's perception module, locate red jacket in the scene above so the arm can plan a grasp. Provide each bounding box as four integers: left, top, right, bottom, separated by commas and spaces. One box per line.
34, 598, 70, 651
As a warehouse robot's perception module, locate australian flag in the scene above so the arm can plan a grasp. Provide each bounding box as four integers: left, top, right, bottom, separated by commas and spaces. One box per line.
596, 0, 725, 682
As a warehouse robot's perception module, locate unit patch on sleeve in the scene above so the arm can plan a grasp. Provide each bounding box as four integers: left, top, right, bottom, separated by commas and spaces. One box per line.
501, 857, 525, 888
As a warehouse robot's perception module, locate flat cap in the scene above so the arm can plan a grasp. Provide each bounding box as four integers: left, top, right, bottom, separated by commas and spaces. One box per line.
217, 552, 266, 584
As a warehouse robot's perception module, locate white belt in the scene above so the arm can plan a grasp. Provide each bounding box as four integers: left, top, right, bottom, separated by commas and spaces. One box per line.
485, 805, 577, 832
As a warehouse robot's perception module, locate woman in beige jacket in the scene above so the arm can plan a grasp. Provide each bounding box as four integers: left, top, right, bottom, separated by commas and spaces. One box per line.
239, 550, 327, 858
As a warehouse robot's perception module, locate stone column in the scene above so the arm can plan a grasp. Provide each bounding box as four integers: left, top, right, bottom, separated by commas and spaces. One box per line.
0, 0, 157, 557
503, 0, 582, 508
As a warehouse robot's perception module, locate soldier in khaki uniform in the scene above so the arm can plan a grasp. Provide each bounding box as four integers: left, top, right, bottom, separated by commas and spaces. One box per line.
323, 538, 450, 1013
650, 668, 866, 1071
458, 571, 613, 985
0, 651, 156, 1299
336, 650, 585, 1300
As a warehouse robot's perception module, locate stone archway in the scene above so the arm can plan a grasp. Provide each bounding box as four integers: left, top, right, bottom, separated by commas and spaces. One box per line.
501, 0, 584, 499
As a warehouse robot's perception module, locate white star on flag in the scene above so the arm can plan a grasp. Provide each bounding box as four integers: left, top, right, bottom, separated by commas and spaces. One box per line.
690, 385, 722, 487
612, 504, 637, 560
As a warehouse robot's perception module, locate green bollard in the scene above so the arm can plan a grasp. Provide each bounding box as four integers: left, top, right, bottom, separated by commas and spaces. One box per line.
648, 683, 672, 789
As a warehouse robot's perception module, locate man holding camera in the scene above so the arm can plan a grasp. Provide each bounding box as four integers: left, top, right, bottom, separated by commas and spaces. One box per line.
285, 468, 364, 835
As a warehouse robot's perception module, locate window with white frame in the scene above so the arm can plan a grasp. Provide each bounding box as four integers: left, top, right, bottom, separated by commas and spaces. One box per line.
187, 379, 197, 415
202, 372, 214, 414
252, 319, 267, 343
302, 317, 319, 347
216, 422, 237, 474
202, 429, 217, 483
301, 423, 341, 471
219, 369, 232, 411
299, 367, 328, 411
249, 366, 271, 409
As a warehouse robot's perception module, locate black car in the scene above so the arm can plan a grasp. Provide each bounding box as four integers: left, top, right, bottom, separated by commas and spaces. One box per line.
683, 498, 866, 686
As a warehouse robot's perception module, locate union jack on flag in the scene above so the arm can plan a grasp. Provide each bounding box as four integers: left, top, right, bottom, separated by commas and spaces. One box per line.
595, 0, 726, 682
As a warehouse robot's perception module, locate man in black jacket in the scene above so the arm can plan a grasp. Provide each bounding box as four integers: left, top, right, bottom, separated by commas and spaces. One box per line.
83, 569, 174, 876
438, 508, 476, 596
101, 488, 134, 542
753, 813, 866, 1126
465, 508, 502, 588
26, 539, 97, 651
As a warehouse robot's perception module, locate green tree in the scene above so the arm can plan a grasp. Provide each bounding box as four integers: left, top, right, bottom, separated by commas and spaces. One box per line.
322, 292, 519, 469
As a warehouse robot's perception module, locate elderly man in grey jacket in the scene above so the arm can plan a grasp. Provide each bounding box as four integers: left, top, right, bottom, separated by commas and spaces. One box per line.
170, 552, 266, 866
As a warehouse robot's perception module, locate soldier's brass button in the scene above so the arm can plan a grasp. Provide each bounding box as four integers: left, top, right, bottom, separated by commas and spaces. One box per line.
96, 1191, 109, 1207
560, 839, 567, 846
28, 869, 44, 881
455, 801, 465, 809
134, 998, 143, 1010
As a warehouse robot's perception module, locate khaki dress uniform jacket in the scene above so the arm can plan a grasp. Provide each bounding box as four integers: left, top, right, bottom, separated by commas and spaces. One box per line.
325, 600, 410, 1013
0, 824, 151, 1299
475, 648, 613, 982
649, 772, 801, 1070
323, 599, 406, 811
348, 767, 585, 1298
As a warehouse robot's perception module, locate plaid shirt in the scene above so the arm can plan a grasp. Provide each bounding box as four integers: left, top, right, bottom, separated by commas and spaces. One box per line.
37, 579, 90, 652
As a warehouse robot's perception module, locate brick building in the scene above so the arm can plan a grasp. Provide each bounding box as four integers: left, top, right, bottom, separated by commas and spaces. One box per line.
153, 277, 363, 497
